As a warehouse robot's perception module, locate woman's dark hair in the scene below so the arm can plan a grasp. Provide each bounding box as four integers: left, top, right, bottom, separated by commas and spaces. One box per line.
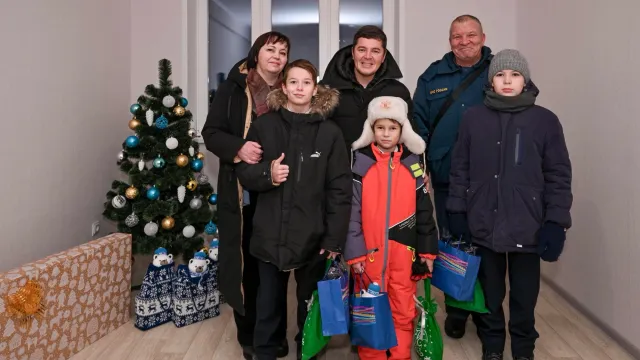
246, 31, 291, 69
353, 25, 387, 49
283, 59, 318, 85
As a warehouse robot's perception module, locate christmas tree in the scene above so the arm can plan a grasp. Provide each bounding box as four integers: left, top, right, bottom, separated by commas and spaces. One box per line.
103, 59, 218, 261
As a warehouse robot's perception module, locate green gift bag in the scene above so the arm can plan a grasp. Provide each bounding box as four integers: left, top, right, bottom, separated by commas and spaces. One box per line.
300, 260, 332, 360
413, 278, 444, 360
444, 280, 489, 313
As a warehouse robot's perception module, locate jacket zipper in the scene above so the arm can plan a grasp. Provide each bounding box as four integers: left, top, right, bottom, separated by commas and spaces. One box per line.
381, 152, 394, 291
297, 151, 303, 182
514, 128, 522, 165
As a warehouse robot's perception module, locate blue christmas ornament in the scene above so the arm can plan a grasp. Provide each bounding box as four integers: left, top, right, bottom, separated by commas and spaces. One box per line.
146, 186, 160, 200
208, 193, 217, 205
180, 97, 188, 107
130, 104, 141, 114
204, 221, 217, 235
155, 115, 168, 129
125, 135, 140, 148
155, 247, 168, 255
191, 159, 203, 171
153, 156, 166, 168
209, 239, 219, 248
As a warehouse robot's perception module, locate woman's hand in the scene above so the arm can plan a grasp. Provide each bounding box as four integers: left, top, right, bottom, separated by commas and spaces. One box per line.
319, 249, 340, 260
351, 262, 365, 274
238, 141, 263, 164
420, 257, 434, 273
270, 153, 289, 184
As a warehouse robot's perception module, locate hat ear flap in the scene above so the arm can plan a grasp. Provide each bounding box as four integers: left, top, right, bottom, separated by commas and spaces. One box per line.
352, 122, 375, 150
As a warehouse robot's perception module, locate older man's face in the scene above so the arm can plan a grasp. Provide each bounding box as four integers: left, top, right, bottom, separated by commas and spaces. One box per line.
449, 20, 485, 65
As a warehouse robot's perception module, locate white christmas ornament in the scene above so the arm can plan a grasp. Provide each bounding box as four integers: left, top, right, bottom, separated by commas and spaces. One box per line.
144, 222, 159, 236
166, 137, 178, 150
178, 185, 186, 203
145, 109, 154, 126
138, 159, 145, 171
111, 195, 126, 209
188, 146, 195, 157
162, 95, 176, 108
182, 225, 196, 238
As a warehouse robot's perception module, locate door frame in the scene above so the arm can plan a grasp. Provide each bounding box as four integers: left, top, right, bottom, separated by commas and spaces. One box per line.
185, 0, 400, 142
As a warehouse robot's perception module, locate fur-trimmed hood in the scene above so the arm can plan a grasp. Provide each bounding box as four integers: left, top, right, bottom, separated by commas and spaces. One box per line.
266, 85, 340, 119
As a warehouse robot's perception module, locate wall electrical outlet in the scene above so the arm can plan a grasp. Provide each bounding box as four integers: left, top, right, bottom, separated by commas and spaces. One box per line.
91, 221, 100, 237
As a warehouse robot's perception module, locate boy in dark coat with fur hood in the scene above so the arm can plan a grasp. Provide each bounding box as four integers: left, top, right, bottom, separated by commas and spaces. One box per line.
447, 49, 573, 360
236, 59, 352, 360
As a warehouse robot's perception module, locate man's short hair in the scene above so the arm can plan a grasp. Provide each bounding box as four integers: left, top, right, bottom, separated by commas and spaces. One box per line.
353, 25, 387, 49
450, 14, 483, 35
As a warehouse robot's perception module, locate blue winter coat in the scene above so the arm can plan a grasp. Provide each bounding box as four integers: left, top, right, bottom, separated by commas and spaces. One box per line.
413, 47, 492, 187
446, 84, 573, 253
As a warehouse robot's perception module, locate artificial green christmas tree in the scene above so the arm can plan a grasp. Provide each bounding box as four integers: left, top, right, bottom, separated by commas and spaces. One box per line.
104, 59, 217, 261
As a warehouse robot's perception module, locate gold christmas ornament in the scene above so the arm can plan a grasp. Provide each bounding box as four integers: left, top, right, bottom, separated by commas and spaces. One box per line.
125, 185, 139, 199
196, 152, 205, 160
176, 154, 189, 167
5, 279, 47, 331
173, 105, 186, 116
129, 117, 142, 130
161, 216, 175, 230
187, 179, 198, 191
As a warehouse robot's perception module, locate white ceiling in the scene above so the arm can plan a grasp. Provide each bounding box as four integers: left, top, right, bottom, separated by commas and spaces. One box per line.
213, 0, 382, 26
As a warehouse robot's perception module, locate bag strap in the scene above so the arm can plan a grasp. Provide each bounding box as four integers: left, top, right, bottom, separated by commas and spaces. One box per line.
427, 59, 491, 146
424, 277, 432, 300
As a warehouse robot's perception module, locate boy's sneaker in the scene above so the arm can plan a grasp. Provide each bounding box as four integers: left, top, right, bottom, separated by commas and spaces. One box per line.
483, 352, 504, 360
277, 339, 289, 358
444, 316, 466, 338
514, 357, 534, 360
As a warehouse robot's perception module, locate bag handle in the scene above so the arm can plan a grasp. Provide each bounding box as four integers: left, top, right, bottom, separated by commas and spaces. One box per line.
353, 271, 374, 293
426, 58, 491, 147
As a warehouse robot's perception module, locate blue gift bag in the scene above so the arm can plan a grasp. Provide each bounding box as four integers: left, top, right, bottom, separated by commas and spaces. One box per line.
172, 264, 221, 328
317, 259, 350, 336
349, 273, 397, 350
135, 263, 175, 331
431, 239, 481, 301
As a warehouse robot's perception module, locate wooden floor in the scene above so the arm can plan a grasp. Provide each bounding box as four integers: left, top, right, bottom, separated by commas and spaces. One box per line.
70, 279, 635, 360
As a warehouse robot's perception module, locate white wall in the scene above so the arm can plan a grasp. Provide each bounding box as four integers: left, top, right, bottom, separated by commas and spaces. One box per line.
517, 0, 640, 354
400, 0, 517, 93
0, 1, 131, 271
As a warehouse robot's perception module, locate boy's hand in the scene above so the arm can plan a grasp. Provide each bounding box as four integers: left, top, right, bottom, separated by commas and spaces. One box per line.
351, 262, 365, 274
319, 249, 340, 260
271, 153, 289, 184
420, 257, 434, 273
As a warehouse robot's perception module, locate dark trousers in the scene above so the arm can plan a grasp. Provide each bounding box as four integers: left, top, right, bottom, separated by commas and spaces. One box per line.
234, 197, 287, 347
254, 254, 326, 360
433, 187, 471, 321
471, 246, 541, 357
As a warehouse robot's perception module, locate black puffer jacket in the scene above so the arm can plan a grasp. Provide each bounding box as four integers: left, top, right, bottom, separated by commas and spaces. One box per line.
321, 45, 416, 153
447, 84, 573, 253
236, 86, 353, 270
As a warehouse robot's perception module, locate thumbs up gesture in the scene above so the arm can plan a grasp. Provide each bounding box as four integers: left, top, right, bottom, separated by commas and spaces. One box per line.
270, 153, 289, 184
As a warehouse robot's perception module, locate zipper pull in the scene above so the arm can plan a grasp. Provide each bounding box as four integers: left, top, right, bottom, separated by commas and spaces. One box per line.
407, 246, 416, 262
389, 152, 395, 169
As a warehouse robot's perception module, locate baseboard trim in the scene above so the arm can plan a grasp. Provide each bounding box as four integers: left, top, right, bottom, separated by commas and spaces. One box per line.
541, 275, 640, 359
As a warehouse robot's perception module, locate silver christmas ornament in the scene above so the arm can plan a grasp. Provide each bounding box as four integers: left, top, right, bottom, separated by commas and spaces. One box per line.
178, 185, 186, 203
166, 137, 178, 150
111, 195, 126, 209
117, 151, 126, 161
162, 95, 176, 108
197, 173, 209, 185
188, 146, 195, 157
144, 222, 158, 236
188, 128, 197, 137
138, 159, 145, 171
189, 197, 202, 210
182, 225, 196, 238
145, 109, 154, 126
125, 213, 139, 227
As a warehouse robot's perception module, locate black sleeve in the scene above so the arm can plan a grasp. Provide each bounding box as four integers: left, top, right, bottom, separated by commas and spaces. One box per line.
235, 123, 278, 192
398, 83, 420, 135
542, 116, 573, 228
201, 81, 247, 163
416, 178, 438, 256
446, 111, 472, 213
321, 128, 353, 253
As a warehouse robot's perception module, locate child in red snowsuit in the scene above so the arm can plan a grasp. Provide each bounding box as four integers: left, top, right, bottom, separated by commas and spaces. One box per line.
345, 96, 439, 360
